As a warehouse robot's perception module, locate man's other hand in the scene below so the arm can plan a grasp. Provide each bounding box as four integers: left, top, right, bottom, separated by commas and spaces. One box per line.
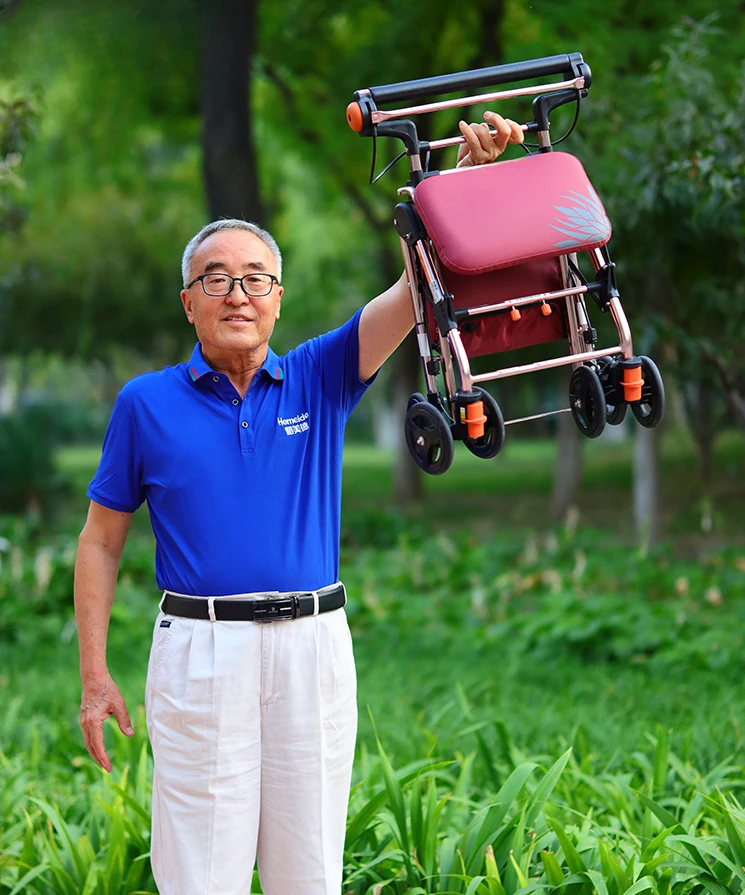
79, 673, 134, 772
456, 111, 524, 167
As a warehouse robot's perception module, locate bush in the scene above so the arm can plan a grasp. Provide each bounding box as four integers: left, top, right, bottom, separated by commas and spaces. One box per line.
0, 405, 68, 517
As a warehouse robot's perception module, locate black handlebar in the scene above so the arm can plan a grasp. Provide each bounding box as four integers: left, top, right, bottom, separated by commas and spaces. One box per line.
355, 53, 589, 105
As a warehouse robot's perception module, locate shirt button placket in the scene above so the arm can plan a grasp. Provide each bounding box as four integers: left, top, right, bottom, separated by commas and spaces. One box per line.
239, 394, 254, 453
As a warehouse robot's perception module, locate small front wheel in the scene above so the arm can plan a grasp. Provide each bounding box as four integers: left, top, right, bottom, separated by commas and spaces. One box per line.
407, 392, 427, 410
631, 356, 665, 428
404, 402, 454, 475
596, 356, 627, 426
462, 388, 506, 459
569, 365, 607, 439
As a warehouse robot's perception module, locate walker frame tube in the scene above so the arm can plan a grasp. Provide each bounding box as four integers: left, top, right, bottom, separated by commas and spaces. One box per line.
371, 77, 585, 124
399, 238, 440, 397
407, 245, 634, 397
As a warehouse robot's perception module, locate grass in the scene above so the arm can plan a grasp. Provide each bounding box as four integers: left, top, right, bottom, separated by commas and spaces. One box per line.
2, 429, 744, 893
45, 429, 745, 771
55, 426, 745, 542
339, 429, 745, 541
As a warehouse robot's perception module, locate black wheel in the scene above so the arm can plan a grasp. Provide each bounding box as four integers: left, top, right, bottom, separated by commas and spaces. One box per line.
606, 399, 628, 426
631, 356, 665, 428
462, 388, 506, 459
404, 402, 454, 475
569, 365, 607, 439
595, 356, 627, 426
407, 392, 426, 411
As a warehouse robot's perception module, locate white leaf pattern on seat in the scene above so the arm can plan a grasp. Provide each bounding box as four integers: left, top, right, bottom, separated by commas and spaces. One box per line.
551, 184, 611, 249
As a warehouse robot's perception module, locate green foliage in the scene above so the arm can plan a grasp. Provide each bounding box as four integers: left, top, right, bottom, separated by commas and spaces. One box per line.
0, 735, 156, 895
5, 699, 745, 894
611, 19, 745, 440
0, 0, 203, 359
1, 456, 745, 891
0, 406, 69, 518
4, 0, 743, 364
0, 89, 37, 229
341, 522, 745, 672
0, 516, 75, 642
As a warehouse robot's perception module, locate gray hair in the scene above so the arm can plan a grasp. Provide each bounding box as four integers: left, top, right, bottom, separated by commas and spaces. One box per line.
181, 219, 283, 287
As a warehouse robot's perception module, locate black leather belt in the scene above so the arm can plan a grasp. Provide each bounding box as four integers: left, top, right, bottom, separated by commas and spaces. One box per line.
161, 583, 346, 622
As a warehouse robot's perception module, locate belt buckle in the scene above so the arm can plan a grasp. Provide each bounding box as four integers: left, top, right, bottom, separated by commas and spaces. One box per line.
253, 596, 298, 622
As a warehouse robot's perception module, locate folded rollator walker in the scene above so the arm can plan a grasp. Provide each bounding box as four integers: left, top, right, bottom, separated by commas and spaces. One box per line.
347, 52, 665, 475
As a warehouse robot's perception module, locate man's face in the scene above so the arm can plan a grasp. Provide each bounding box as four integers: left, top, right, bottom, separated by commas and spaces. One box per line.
180, 229, 283, 359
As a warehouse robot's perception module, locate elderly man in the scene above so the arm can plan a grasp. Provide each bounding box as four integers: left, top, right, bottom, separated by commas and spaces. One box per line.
75, 113, 523, 895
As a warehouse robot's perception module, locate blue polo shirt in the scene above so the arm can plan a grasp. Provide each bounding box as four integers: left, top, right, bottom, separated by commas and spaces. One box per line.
88, 309, 373, 596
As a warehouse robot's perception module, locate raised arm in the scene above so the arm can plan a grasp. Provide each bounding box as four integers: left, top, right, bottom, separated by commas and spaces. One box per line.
357, 112, 524, 381
75, 500, 135, 772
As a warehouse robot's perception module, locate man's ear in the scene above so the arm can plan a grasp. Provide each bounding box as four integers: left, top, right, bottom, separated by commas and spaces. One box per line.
180, 289, 195, 324
275, 285, 283, 320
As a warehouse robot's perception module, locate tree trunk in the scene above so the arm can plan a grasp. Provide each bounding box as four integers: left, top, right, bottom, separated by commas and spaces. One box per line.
0, 358, 16, 416
682, 376, 718, 532
633, 423, 661, 549
200, 0, 263, 223
551, 410, 583, 522
704, 348, 745, 433
380, 233, 424, 502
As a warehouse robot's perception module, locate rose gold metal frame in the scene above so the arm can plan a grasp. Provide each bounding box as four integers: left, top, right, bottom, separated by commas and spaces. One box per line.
400, 226, 635, 424
371, 77, 585, 124
467, 249, 633, 388
427, 123, 529, 152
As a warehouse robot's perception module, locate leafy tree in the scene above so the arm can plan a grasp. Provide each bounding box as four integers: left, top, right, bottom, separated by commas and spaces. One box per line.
0, 70, 38, 418
0, 0, 204, 360
0, 91, 36, 232
612, 19, 745, 523
2, 0, 745, 514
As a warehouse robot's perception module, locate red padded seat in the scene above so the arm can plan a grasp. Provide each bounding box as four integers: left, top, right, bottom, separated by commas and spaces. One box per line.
414, 151, 611, 275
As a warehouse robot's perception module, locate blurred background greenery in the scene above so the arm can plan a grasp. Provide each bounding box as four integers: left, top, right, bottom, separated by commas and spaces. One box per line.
1, 1, 745, 893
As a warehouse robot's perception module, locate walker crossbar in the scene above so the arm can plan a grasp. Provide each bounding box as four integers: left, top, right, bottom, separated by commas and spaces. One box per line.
359, 53, 589, 105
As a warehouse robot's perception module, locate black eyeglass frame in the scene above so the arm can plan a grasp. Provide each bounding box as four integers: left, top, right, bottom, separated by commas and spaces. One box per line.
186, 272, 281, 297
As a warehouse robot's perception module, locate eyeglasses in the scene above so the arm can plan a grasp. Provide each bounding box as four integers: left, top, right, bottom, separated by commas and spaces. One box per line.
187, 272, 280, 297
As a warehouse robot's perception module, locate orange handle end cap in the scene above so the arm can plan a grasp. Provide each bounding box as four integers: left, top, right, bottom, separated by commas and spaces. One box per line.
346, 102, 364, 132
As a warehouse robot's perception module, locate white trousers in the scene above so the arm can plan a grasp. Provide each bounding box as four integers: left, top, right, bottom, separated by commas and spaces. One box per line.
145, 601, 358, 895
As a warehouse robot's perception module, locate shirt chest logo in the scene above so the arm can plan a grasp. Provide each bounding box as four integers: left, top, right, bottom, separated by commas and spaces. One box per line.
277, 412, 310, 436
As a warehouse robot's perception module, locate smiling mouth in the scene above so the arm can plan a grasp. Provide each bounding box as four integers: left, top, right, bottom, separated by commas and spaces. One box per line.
223, 316, 254, 323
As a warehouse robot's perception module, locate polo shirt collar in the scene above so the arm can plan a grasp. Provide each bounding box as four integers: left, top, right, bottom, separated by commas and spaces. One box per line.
186, 343, 284, 384
262, 345, 285, 381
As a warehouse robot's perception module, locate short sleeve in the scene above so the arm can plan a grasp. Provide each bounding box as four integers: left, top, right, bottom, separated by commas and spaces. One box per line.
306, 308, 377, 417
87, 392, 145, 513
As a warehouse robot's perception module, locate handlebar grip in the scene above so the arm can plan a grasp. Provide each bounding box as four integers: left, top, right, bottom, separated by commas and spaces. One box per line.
360, 53, 587, 105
